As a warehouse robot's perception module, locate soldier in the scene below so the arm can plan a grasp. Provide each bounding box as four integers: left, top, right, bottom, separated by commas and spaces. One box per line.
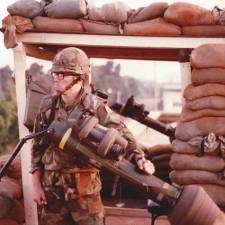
31, 47, 155, 225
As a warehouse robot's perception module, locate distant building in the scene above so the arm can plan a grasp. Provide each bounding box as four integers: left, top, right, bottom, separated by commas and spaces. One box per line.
162, 83, 182, 114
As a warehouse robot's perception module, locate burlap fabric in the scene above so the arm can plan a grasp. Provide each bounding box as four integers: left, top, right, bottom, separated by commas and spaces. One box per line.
44, 0, 87, 19
145, 144, 172, 182
88, 2, 130, 24
128, 2, 168, 23
123, 17, 181, 36
81, 19, 120, 35
32, 16, 83, 33
7, 0, 45, 18
2, 15, 33, 49
186, 96, 225, 111
0, 155, 25, 224
164, 2, 218, 26
182, 25, 225, 37
171, 44, 225, 207
191, 44, 225, 69
191, 68, 225, 85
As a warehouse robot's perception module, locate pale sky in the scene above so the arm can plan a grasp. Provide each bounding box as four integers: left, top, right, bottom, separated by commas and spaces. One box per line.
0, 0, 225, 82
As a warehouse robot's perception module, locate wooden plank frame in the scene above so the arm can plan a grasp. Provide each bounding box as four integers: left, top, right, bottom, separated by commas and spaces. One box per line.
13, 32, 225, 225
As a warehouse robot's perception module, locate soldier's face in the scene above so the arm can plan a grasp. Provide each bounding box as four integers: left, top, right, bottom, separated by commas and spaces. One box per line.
53, 73, 80, 94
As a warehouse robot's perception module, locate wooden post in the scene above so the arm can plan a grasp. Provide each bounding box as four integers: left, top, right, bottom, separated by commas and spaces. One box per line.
179, 62, 191, 106
13, 43, 39, 225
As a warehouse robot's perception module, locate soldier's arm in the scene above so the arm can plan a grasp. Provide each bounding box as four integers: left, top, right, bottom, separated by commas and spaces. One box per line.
96, 103, 155, 174
31, 96, 52, 174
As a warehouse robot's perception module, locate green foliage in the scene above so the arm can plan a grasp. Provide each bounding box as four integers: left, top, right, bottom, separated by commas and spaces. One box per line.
0, 84, 19, 154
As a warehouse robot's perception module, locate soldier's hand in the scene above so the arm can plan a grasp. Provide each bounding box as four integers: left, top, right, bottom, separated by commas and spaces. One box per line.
33, 185, 47, 206
135, 154, 155, 175
32, 170, 47, 206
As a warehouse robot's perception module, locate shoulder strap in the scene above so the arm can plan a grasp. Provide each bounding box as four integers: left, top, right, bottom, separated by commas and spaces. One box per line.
48, 95, 59, 126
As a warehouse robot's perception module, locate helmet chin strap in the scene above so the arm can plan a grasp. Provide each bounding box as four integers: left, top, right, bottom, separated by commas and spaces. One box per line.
61, 77, 82, 96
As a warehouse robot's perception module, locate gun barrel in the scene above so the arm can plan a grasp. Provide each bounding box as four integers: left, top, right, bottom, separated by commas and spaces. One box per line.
140, 116, 175, 139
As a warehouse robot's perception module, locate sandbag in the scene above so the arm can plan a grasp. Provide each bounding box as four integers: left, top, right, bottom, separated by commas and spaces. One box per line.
184, 83, 225, 101
2, 15, 33, 49
170, 170, 225, 186
172, 139, 199, 155
170, 153, 225, 172
201, 184, 225, 207
0, 196, 13, 219
123, 17, 181, 36
7, 200, 25, 223
154, 170, 170, 179
81, 19, 120, 35
175, 117, 225, 141
128, 2, 168, 23
0, 177, 22, 199
164, 2, 217, 26
180, 105, 225, 122
192, 68, 225, 85
0, 155, 21, 180
32, 16, 83, 33
0, 219, 19, 225
186, 96, 225, 111
3, 22, 17, 49
2, 16, 33, 34
44, 0, 87, 19
88, 1, 130, 24
191, 44, 225, 69
154, 162, 170, 171
182, 25, 225, 37
145, 144, 173, 157
7, 0, 45, 18
151, 153, 171, 162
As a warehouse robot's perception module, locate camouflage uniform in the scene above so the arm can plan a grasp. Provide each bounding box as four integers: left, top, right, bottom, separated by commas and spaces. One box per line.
32, 89, 141, 225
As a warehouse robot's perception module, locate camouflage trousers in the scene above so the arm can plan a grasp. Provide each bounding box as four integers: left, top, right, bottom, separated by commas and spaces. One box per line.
39, 169, 105, 225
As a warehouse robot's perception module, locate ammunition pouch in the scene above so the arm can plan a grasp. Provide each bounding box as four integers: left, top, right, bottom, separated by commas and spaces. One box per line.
74, 168, 102, 196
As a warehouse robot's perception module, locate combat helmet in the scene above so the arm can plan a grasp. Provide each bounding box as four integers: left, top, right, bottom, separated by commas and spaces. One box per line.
51, 47, 90, 78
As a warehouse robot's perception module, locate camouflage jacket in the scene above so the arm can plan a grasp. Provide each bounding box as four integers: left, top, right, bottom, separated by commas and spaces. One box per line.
31, 90, 142, 173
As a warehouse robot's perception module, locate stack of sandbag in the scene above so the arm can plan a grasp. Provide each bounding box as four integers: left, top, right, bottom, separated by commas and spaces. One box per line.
5, 0, 87, 34
145, 144, 173, 182
164, 2, 225, 37
171, 44, 225, 207
4, 0, 225, 37
124, 2, 182, 37
0, 155, 24, 225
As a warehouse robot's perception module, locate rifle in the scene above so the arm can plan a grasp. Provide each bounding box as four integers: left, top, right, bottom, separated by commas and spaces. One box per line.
111, 96, 176, 141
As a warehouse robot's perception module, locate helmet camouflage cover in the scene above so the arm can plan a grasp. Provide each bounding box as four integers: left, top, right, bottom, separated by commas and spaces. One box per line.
51, 47, 90, 76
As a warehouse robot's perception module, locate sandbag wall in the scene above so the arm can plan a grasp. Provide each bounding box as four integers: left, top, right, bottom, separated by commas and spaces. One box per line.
0, 155, 24, 225
3, 1, 225, 48
146, 144, 173, 182
171, 44, 225, 207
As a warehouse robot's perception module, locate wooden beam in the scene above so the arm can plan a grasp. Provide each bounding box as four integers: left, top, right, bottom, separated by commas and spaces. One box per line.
77, 47, 182, 61
24, 44, 56, 61
17, 32, 225, 49
27, 44, 190, 61
13, 43, 39, 225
